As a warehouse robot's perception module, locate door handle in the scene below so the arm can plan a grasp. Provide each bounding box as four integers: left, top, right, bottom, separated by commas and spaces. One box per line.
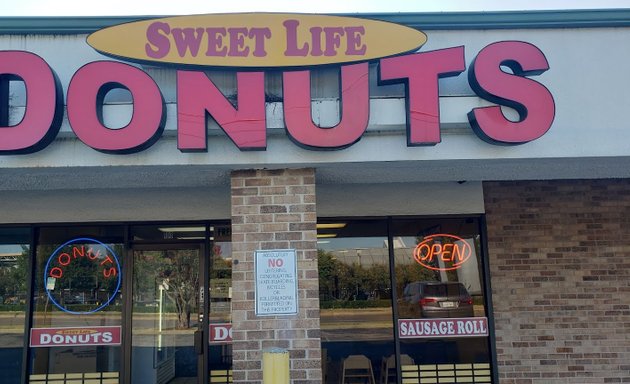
194, 329, 204, 355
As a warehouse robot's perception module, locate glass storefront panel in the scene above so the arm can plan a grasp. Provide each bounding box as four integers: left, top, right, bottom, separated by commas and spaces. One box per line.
131, 247, 201, 383
319, 217, 494, 384
392, 217, 492, 383
317, 219, 394, 384
0, 227, 30, 384
16, 222, 232, 384
208, 225, 232, 382
30, 226, 124, 383
17, 217, 492, 383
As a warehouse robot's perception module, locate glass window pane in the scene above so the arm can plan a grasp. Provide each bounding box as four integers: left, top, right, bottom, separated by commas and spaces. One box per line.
318, 219, 394, 384
30, 226, 124, 382
0, 227, 30, 384
208, 224, 232, 379
392, 217, 492, 380
131, 247, 200, 383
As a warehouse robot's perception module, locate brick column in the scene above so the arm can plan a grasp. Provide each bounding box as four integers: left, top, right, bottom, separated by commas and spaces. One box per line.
230, 168, 321, 384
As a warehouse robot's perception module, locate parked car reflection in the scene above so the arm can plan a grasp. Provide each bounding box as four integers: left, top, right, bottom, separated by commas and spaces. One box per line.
400, 281, 474, 318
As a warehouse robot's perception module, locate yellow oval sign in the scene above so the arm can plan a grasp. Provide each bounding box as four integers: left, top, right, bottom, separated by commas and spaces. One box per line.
87, 13, 427, 68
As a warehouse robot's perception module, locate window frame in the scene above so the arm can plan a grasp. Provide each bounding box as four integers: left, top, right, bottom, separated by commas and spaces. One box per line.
317, 214, 498, 384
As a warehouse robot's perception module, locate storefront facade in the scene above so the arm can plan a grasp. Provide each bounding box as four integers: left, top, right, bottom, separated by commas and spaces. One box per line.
1, 9, 630, 384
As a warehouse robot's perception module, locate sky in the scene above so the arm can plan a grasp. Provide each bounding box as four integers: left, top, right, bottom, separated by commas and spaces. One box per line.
4, 0, 630, 16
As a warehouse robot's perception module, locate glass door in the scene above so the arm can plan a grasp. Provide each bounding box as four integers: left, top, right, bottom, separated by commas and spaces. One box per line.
131, 245, 205, 384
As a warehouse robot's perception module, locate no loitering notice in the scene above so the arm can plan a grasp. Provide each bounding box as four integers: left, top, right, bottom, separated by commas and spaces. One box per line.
255, 249, 298, 316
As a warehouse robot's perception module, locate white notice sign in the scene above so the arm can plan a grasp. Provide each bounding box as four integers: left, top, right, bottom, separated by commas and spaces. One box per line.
255, 249, 298, 316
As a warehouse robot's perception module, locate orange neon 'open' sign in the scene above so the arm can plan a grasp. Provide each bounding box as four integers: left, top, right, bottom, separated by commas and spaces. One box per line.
413, 234, 472, 271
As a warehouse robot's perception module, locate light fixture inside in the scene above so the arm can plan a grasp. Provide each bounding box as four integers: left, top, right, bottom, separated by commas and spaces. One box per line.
317, 234, 337, 238
158, 226, 206, 233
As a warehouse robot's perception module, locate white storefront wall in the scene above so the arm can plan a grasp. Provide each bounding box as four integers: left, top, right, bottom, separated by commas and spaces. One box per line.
1, 18, 629, 222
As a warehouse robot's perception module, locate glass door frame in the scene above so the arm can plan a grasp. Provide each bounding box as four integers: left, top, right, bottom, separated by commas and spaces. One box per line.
121, 222, 223, 384
125, 241, 209, 384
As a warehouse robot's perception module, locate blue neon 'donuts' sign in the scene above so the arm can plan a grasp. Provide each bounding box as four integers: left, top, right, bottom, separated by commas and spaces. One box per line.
44, 238, 121, 314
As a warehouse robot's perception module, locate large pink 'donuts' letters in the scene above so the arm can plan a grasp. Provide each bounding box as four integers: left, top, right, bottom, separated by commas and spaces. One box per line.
0, 42, 555, 154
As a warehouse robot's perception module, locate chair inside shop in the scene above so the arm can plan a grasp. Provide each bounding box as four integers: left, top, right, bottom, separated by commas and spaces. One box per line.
209, 369, 233, 383
341, 355, 376, 384
379, 354, 415, 384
